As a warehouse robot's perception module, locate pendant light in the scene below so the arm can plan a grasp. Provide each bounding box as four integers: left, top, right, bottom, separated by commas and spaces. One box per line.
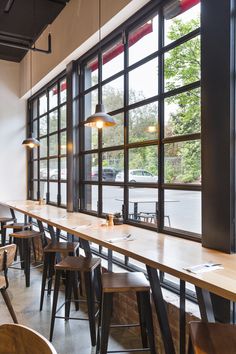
84, 0, 116, 129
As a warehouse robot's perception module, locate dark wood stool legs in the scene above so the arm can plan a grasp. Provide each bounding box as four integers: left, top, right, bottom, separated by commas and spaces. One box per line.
0, 288, 18, 323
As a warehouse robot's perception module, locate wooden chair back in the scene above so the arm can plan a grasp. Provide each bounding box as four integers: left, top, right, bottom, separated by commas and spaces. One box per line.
0, 244, 16, 271
0, 324, 57, 354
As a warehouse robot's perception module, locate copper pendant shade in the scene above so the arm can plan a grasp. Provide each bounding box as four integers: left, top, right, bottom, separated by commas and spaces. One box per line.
84, 104, 116, 129
22, 136, 40, 148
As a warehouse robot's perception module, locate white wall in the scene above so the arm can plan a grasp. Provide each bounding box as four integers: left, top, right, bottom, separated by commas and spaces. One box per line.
0, 59, 26, 214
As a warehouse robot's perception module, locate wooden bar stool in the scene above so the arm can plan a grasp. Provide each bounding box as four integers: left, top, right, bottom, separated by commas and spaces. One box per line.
49, 255, 101, 346
0, 244, 18, 323
9, 229, 43, 287
0, 217, 15, 246
188, 321, 236, 354
96, 272, 156, 354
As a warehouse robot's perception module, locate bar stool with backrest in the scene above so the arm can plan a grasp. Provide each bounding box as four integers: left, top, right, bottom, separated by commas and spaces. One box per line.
96, 272, 156, 354
0, 244, 18, 323
38, 220, 80, 311
188, 321, 236, 354
49, 254, 102, 346
0, 323, 57, 354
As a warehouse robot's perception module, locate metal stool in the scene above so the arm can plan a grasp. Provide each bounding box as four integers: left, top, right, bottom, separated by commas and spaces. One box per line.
188, 321, 236, 354
96, 272, 156, 354
49, 255, 101, 346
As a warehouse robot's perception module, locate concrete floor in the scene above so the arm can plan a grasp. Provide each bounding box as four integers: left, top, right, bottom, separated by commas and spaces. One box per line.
0, 263, 144, 354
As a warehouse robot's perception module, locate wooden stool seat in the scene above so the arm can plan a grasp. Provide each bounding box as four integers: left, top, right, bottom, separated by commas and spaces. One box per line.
3, 222, 32, 230
55, 255, 101, 271
102, 272, 150, 293
44, 241, 79, 254
189, 321, 236, 354
0, 323, 57, 354
9, 230, 42, 239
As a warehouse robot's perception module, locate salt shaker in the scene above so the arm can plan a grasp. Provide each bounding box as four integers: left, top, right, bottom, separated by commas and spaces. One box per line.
108, 214, 114, 226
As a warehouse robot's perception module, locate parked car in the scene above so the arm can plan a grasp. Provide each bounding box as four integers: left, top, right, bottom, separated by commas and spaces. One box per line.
115, 169, 158, 183
91, 166, 118, 182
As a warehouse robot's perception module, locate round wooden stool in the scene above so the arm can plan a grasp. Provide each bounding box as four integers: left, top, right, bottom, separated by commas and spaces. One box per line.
49, 255, 101, 346
96, 272, 156, 354
188, 321, 236, 354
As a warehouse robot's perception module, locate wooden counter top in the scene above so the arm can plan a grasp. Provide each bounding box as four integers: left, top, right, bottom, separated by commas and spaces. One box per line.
2, 200, 236, 302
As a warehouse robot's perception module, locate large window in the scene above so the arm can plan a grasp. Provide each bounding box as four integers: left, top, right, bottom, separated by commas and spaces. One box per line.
78, 1, 201, 238
28, 76, 67, 207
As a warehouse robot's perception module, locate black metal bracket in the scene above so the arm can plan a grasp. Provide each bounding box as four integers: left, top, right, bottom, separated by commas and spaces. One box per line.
0, 33, 52, 54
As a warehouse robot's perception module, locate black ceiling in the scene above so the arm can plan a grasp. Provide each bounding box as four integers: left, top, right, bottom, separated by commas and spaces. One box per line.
0, 0, 70, 62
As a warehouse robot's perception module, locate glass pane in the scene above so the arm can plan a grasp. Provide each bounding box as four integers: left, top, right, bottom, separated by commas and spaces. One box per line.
128, 188, 158, 227
84, 153, 98, 181
49, 158, 58, 180
84, 185, 98, 212
33, 161, 38, 179
39, 160, 47, 179
60, 131, 67, 155
129, 102, 158, 143
61, 183, 67, 205
129, 58, 158, 104
102, 113, 124, 148
103, 186, 123, 215
164, 36, 200, 92
49, 85, 58, 110
102, 150, 123, 182
102, 76, 124, 112
129, 15, 158, 66
84, 126, 98, 150
60, 78, 67, 103
61, 157, 67, 180
33, 119, 38, 138
33, 181, 38, 200
40, 181, 47, 199
128, 146, 158, 182
39, 115, 47, 136
49, 182, 58, 203
164, 4, 200, 45
39, 94, 47, 116
85, 56, 98, 90
164, 190, 201, 234
60, 105, 66, 129
33, 99, 37, 118
164, 140, 201, 184
49, 110, 58, 133
49, 134, 58, 156
40, 137, 47, 158
164, 88, 200, 137
33, 145, 38, 160
102, 38, 124, 80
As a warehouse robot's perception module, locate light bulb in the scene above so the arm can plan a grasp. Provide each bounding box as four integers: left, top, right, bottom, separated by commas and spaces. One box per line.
147, 126, 157, 133
28, 143, 35, 148
96, 120, 104, 129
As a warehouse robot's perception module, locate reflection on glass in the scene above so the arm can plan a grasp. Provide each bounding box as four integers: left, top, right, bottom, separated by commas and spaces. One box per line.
61, 157, 67, 180
128, 188, 158, 227
60, 131, 67, 155
102, 39, 124, 80
49, 85, 58, 110
40, 181, 47, 199
102, 150, 124, 182
39, 94, 47, 116
33, 119, 38, 138
164, 36, 200, 92
164, 140, 201, 184
164, 88, 200, 137
60, 79, 67, 103
33, 161, 38, 179
40, 160, 47, 179
102, 76, 124, 112
128, 146, 158, 182
33, 100, 37, 118
85, 56, 98, 90
103, 186, 123, 215
102, 113, 124, 148
33, 181, 38, 200
40, 137, 47, 158
129, 103, 158, 143
129, 16, 158, 66
84, 153, 98, 181
49, 158, 58, 180
49, 110, 58, 133
60, 105, 66, 129
61, 183, 67, 205
164, 4, 200, 45
49, 134, 58, 156
49, 182, 58, 203
164, 190, 201, 234
129, 58, 158, 104
39, 116, 47, 136
84, 185, 98, 212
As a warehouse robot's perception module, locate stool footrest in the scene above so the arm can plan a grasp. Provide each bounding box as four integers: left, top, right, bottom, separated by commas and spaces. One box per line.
106, 348, 151, 353
109, 323, 140, 328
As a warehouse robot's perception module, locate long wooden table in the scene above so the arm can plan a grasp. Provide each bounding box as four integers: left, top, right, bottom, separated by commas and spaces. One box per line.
2, 200, 236, 354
